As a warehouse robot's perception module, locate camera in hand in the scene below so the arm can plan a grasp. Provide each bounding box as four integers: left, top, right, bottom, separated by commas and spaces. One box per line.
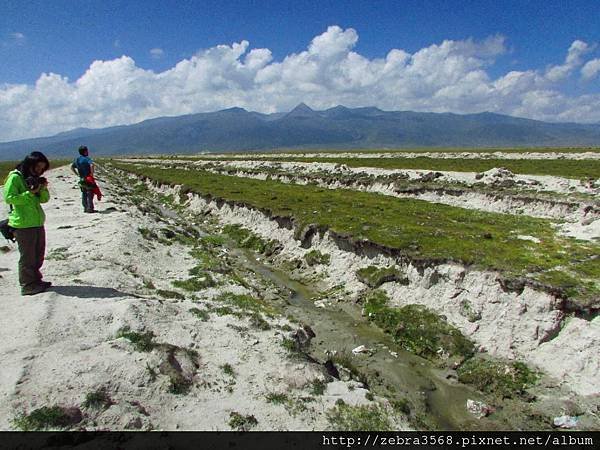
25, 176, 47, 191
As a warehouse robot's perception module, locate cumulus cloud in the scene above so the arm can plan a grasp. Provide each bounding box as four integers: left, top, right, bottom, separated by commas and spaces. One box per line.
581, 58, 600, 80
150, 48, 164, 59
545, 40, 591, 82
0, 25, 599, 142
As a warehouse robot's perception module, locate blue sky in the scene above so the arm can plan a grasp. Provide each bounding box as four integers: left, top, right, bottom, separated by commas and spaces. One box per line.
1, 0, 599, 141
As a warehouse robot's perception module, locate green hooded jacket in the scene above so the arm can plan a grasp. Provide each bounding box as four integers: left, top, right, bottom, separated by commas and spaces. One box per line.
3, 169, 49, 228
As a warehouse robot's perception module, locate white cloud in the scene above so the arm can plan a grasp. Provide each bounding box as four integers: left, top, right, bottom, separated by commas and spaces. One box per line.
1, 31, 26, 48
581, 58, 600, 80
11, 32, 25, 42
0, 26, 599, 142
150, 48, 164, 59
545, 40, 591, 82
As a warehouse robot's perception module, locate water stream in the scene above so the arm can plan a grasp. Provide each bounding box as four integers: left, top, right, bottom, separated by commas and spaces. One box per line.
235, 248, 498, 430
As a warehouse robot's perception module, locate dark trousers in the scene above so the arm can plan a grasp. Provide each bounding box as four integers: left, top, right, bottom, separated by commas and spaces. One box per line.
82, 189, 94, 212
14, 227, 46, 289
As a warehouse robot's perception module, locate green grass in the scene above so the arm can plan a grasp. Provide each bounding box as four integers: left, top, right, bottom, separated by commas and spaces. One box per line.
172, 274, 216, 291
310, 379, 327, 396
457, 357, 538, 399
189, 307, 210, 321
116, 327, 156, 352
83, 389, 113, 409
304, 249, 331, 266
211, 156, 600, 180
213, 292, 276, 315
157, 289, 185, 300
12, 406, 73, 431
327, 403, 393, 431
249, 312, 271, 330
363, 290, 475, 361
265, 392, 289, 404
222, 224, 280, 255
228, 412, 258, 431
221, 363, 236, 377
110, 162, 600, 305
356, 266, 408, 288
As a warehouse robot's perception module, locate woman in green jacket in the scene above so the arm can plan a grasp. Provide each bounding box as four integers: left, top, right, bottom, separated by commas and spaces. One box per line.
3, 151, 52, 295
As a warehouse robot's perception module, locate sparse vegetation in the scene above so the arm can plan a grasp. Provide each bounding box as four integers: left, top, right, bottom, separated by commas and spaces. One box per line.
157, 289, 185, 300
223, 224, 280, 255
221, 363, 236, 377
12, 406, 74, 431
228, 412, 258, 431
46, 247, 69, 261
83, 389, 113, 409
213, 292, 276, 315
265, 392, 289, 404
356, 266, 408, 288
168, 376, 192, 395
112, 162, 600, 304
249, 312, 271, 330
362, 290, 474, 361
116, 327, 156, 352
172, 274, 216, 291
327, 403, 393, 431
189, 307, 210, 321
310, 379, 327, 396
304, 250, 331, 266
457, 357, 538, 399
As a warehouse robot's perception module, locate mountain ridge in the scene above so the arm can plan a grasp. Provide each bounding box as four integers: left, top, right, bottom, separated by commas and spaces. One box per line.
1, 104, 600, 159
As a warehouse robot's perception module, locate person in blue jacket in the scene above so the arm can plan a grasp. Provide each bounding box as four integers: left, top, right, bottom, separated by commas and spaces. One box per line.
71, 145, 96, 213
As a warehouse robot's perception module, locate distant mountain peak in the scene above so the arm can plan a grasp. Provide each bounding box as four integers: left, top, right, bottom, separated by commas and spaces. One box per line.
219, 106, 248, 114
286, 103, 316, 118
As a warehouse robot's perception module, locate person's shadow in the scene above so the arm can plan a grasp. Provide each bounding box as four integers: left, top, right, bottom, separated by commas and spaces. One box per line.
98, 206, 119, 214
48, 285, 143, 299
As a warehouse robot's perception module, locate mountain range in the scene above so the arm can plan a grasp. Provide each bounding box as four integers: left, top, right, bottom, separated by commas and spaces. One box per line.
1, 104, 600, 159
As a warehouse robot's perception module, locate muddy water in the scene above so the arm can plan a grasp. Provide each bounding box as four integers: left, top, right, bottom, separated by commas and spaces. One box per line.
234, 249, 501, 431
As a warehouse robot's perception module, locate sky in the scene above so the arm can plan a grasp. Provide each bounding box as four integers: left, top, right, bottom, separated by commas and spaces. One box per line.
1, 0, 599, 142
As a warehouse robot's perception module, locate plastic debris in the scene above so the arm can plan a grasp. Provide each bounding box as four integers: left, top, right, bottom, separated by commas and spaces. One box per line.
553, 415, 578, 429
352, 345, 374, 355
466, 399, 495, 419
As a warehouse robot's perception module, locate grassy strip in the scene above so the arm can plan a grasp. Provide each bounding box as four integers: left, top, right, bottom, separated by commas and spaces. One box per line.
111, 162, 600, 305
209, 157, 600, 180
226, 147, 600, 155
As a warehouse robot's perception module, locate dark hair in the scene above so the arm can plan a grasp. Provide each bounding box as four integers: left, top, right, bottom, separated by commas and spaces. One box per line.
78, 145, 89, 155
15, 151, 50, 176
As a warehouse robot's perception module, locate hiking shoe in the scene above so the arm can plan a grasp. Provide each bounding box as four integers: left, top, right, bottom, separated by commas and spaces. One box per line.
40, 281, 52, 289
21, 283, 48, 296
